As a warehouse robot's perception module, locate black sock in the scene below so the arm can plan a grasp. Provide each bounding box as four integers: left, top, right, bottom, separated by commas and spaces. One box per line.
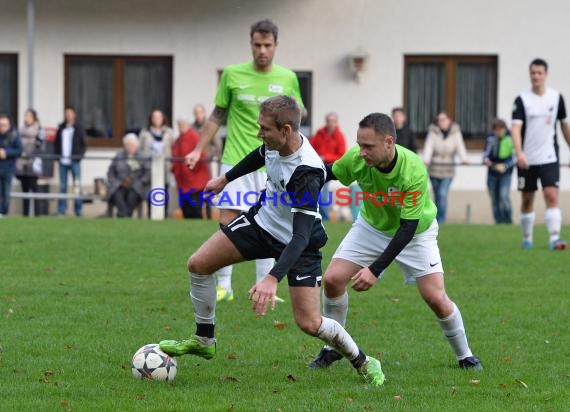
196, 323, 215, 338
350, 350, 367, 369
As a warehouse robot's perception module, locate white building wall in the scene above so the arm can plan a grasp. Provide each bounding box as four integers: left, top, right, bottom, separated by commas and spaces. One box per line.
1, 0, 570, 193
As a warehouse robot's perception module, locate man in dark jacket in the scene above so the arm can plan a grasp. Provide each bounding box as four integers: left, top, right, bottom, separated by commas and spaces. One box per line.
392, 107, 417, 153
54, 106, 86, 216
106, 133, 150, 218
0, 114, 23, 216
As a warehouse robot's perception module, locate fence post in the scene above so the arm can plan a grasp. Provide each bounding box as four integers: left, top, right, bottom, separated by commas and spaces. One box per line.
150, 155, 165, 221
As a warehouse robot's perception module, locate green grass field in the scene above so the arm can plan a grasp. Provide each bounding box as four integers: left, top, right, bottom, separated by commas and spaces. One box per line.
1, 218, 569, 411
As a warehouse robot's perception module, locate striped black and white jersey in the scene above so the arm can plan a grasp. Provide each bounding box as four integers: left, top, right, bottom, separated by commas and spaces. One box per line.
512, 88, 568, 165
254, 135, 326, 244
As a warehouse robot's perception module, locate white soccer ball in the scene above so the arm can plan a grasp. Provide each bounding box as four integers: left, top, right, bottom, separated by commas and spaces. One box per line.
131, 343, 177, 381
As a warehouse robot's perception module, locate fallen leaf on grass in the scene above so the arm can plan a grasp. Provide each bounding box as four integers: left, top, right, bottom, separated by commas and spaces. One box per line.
163, 325, 172, 331
515, 379, 528, 389
499, 383, 508, 389
469, 379, 481, 385
393, 395, 402, 401
273, 320, 285, 329
287, 374, 296, 382
223, 376, 240, 382
227, 352, 238, 360
345, 397, 353, 403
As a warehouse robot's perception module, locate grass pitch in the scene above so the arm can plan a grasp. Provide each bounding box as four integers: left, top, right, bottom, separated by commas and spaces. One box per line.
1, 218, 569, 411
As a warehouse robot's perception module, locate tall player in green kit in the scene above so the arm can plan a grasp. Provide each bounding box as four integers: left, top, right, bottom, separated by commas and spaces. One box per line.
309, 113, 482, 372
185, 20, 304, 301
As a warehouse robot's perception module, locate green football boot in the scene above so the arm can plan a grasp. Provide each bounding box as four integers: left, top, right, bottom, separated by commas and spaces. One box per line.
159, 335, 216, 359
357, 356, 385, 387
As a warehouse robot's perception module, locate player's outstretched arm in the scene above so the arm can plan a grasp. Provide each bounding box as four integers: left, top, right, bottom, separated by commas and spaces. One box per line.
204, 175, 228, 195
186, 106, 227, 169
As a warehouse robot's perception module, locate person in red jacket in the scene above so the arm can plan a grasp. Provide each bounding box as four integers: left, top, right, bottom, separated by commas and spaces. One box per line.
310, 113, 346, 220
172, 118, 210, 218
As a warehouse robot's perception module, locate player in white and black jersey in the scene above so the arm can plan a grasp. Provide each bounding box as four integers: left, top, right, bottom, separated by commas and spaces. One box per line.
512, 58, 570, 250
159, 96, 385, 387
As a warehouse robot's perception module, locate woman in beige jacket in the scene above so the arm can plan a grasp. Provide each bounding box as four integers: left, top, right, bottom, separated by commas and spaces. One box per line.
423, 111, 468, 223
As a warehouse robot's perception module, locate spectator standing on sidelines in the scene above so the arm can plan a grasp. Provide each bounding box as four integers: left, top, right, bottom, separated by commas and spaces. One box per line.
172, 118, 210, 219
483, 119, 515, 224
392, 107, 417, 152
0, 114, 23, 217
16, 109, 44, 216
55, 106, 86, 217
423, 111, 468, 223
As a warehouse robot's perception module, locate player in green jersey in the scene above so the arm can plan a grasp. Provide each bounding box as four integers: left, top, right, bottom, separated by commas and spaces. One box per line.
185, 19, 304, 302
310, 113, 482, 371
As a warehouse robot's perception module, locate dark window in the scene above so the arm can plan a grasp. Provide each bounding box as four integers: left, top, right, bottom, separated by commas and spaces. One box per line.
65, 55, 172, 147
404, 55, 497, 142
295, 71, 312, 129
0, 54, 18, 124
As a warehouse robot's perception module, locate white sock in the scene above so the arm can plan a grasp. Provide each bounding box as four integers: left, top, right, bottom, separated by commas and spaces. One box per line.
437, 303, 473, 360
256, 258, 275, 284
545, 208, 562, 242
323, 291, 349, 327
520, 211, 535, 242
215, 265, 233, 292
190, 272, 216, 324
316, 316, 359, 361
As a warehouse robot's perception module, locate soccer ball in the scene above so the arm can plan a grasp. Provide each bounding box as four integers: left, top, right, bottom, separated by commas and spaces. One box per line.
131, 343, 177, 381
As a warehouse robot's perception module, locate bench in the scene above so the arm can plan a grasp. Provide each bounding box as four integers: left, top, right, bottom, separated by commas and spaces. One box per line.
9, 192, 95, 217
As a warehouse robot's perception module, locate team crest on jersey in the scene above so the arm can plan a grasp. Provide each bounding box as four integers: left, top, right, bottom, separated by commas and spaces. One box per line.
268, 84, 284, 93
388, 186, 403, 208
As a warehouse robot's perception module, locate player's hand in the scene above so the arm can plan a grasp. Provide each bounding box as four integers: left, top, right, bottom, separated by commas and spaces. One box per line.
204, 175, 228, 195
493, 163, 506, 174
516, 152, 529, 170
351, 268, 378, 292
248, 275, 278, 316
185, 149, 201, 170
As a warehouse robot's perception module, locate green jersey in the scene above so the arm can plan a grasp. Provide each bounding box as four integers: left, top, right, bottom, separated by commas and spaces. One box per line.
332, 145, 437, 236
215, 62, 304, 165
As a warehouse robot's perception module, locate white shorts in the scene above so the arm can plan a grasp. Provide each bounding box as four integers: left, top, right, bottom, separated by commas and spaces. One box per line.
333, 216, 444, 284
218, 163, 267, 212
